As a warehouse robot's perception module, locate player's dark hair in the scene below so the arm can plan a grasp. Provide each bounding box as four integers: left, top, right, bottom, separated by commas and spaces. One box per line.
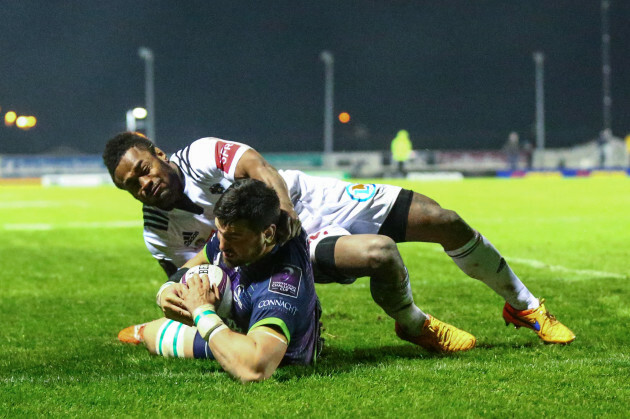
102, 132, 156, 181
215, 179, 281, 232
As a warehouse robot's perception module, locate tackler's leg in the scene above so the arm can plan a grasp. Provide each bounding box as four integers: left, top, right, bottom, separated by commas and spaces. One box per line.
312, 232, 475, 353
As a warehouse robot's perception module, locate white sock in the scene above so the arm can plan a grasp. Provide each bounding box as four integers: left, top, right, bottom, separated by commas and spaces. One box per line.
370, 267, 429, 336
446, 231, 538, 310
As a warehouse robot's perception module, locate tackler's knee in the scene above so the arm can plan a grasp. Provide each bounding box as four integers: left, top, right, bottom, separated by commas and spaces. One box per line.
364, 235, 402, 273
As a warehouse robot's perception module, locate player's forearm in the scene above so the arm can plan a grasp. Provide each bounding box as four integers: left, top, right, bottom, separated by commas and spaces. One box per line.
208, 329, 278, 383
182, 248, 210, 269
237, 150, 295, 214
250, 165, 294, 212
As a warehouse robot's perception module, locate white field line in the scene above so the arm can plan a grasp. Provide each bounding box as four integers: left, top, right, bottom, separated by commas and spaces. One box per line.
508, 256, 626, 279
2, 220, 142, 231
0, 200, 90, 209
430, 248, 626, 280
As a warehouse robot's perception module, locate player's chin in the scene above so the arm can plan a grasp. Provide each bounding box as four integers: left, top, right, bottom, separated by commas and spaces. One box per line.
222, 256, 239, 268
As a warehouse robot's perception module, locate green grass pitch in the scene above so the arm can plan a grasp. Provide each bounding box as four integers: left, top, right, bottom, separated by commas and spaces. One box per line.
1, 177, 629, 417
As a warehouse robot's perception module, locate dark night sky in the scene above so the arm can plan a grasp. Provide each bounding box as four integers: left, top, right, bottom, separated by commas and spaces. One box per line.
1, 1, 629, 155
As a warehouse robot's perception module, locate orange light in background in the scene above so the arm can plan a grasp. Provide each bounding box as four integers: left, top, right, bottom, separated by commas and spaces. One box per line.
5, 111, 17, 126
338, 112, 350, 123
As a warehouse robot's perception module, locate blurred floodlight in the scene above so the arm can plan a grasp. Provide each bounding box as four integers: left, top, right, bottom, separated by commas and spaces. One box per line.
16, 116, 28, 128
15, 115, 36, 129
5, 111, 17, 126
132, 107, 148, 119
338, 112, 350, 123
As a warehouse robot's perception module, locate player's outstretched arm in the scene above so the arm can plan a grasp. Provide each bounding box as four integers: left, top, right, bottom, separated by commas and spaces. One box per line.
181, 273, 287, 383
206, 326, 287, 383
233, 149, 301, 241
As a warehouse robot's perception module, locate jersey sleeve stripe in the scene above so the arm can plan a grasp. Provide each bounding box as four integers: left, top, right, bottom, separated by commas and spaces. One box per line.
183, 145, 204, 180
249, 317, 291, 344
143, 207, 169, 221
143, 215, 170, 225
144, 221, 168, 231
173, 146, 202, 182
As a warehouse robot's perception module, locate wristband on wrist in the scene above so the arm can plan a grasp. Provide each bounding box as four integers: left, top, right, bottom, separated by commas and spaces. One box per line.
208, 324, 229, 341
192, 304, 224, 340
156, 281, 176, 306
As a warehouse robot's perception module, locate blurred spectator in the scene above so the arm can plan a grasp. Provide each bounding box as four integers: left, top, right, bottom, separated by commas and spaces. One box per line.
625, 134, 630, 168
391, 129, 412, 177
522, 140, 534, 170
503, 132, 520, 170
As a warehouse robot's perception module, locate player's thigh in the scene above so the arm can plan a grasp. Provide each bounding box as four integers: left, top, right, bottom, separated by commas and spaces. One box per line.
331, 234, 401, 277
405, 192, 473, 246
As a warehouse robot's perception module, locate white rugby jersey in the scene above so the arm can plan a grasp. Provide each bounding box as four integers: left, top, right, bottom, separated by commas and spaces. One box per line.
143, 138, 401, 273
143, 138, 251, 270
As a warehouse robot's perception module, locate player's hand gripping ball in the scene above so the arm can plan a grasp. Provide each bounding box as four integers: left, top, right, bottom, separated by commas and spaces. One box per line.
181, 264, 232, 318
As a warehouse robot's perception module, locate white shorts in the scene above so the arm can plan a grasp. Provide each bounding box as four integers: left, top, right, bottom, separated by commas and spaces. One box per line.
279, 170, 402, 237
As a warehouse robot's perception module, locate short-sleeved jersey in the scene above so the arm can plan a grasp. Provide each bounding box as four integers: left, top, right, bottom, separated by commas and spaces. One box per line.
143, 138, 251, 269
204, 230, 321, 365
142, 137, 402, 272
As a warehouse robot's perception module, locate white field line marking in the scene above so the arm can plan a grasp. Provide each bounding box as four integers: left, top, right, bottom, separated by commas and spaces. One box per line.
508, 257, 626, 279
0, 200, 90, 209
2, 220, 142, 231
430, 248, 626, 279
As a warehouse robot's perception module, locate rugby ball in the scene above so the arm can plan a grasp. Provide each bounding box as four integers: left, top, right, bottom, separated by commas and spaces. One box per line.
181, 264, 233, 318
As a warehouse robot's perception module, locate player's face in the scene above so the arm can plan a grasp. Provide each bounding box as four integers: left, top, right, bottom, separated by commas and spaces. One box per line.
215, 218, 269, 267
113, 146, 183, 210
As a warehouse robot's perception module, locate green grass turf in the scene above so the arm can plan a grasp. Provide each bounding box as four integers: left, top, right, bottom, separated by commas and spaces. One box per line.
1, 177, 629, 417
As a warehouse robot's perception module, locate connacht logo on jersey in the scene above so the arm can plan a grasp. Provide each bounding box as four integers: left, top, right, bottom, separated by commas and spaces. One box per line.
215, 141, 242, 173
346, 183, 376, 202
182, 231, 199, 246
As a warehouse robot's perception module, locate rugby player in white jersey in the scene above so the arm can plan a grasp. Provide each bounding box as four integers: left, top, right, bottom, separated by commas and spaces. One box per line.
104, 132, 575, 351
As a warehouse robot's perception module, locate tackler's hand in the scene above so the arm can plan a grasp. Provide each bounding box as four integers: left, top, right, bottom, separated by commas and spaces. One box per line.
276, 208, 301, 244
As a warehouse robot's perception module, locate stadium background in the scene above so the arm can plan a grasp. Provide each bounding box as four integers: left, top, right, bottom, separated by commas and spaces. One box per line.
1, 1, 630, 166
2, 3, 630, 417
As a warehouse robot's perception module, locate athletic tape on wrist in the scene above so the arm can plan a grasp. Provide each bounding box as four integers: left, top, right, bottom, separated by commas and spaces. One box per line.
156, 281, 176, 306
192, 304, 223, 340
208, 324, 228, 342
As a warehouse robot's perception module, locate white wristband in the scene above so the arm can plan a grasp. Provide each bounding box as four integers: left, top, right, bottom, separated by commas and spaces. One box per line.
208, 324, 229, 342
193, 304, 223, 340
156, 282, 176, 306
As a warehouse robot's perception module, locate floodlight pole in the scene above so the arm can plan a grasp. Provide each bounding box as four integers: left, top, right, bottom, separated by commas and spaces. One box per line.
138, 47, 155, 141
320, 50, 334, 155
126, 110, 136, 131
533, 51, 545, 151
601, 0, 612, 133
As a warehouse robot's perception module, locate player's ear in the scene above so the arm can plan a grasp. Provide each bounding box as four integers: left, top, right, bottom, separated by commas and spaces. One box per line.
154, 147, 168, 162
264, 224, 276, 244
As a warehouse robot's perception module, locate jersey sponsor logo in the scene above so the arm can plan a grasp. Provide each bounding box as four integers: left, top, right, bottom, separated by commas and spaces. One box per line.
268, 265, 301, 298
257, 299, 298, 315
346, 183, 376, 202
182, 231, 199, 247
215, 141, 241, 173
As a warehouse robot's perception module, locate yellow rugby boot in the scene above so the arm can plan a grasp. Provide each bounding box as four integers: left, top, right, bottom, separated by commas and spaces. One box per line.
117, 323, 146, 345
395, 315, 476, 353
503, 299, 575, 344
